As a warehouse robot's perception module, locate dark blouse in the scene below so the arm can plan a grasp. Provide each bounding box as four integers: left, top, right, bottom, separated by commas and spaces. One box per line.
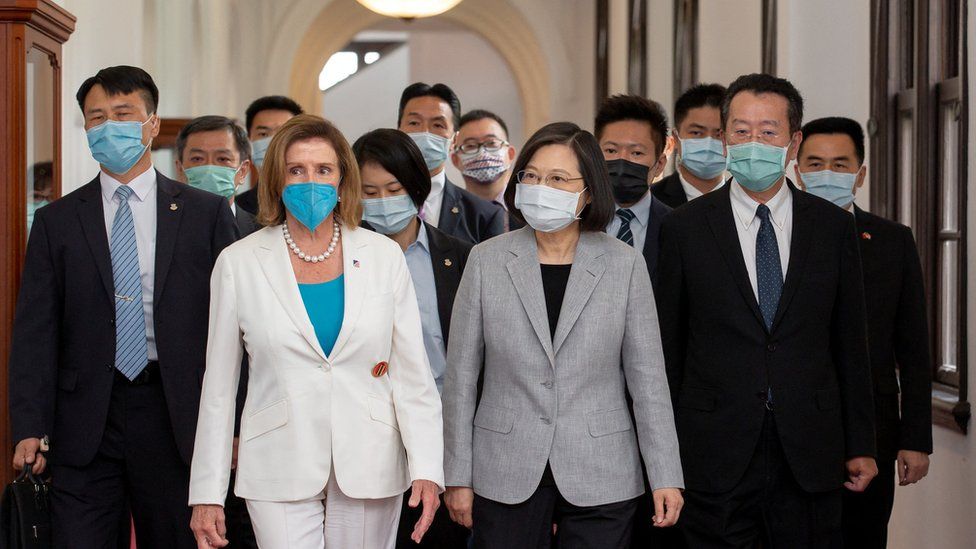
540, 264, 572, 339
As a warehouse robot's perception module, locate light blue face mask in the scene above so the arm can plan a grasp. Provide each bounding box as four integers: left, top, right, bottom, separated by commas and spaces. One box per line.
86, 117, 153, 175
679, 137, 727, 180
251, 136, 271, 168
282, 182, 338, 232
727, 141, 789, 193
184, 165, 240, 199
362, 194, 418, 235
800, 169, 859, 209
408, 132, 451, 171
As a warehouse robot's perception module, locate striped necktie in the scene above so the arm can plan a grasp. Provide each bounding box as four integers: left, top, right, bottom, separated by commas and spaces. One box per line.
615, 208, 636, 246
110, 185, 149, 380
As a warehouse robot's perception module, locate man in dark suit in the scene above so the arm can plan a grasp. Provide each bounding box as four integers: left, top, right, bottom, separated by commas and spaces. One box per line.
595, 94, 672, 287
653, 83, 728, 209
657, 74, 878, 548
174, 115, 259, 549
235, 95, 303, 215
795, 117, 932, 549
8, 66, 238, 549
397, 82, 505, 244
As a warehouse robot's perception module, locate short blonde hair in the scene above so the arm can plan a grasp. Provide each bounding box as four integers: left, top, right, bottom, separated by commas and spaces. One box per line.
257, 114, 363, 227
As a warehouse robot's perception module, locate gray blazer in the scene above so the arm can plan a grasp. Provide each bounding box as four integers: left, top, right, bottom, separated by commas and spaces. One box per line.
443, 227, 684, 507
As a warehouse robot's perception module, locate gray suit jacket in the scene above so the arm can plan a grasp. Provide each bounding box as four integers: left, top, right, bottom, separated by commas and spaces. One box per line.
443, 227, 683, 507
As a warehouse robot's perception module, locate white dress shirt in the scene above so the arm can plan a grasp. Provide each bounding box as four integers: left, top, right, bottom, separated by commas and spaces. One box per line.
100, 166, 158, 360
679, 169, 726, 202
729, 179, 792, 301
422, 170, 446, 228
605, 190, 653, 251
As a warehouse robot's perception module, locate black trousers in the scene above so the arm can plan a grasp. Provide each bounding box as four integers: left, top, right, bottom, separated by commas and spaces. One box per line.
395, 489, 471, 548
472, 485, 638, 549
680, 412, 843, 549
841, 457, 896, 548
50, 373, 195, 549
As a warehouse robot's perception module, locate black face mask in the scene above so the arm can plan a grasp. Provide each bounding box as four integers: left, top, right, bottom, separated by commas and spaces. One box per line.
606, 158, 651, 205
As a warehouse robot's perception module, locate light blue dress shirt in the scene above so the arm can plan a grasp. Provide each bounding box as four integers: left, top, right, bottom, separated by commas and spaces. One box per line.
404, 225, 447, 393
605, 189, 653, 250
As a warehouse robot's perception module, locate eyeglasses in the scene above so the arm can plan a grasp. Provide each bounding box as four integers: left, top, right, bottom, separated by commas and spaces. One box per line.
456, 139, 509, 155
516, 170, 584, 187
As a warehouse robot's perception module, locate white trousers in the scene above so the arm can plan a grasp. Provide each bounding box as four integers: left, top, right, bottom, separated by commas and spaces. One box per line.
245, 474, 403, 549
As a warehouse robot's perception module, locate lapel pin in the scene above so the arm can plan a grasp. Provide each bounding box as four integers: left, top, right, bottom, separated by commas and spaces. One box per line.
371, 361, 389, 377
444, 258, 453, 267
451, 206, 460, 214
169, 203, 178, 211
353, 259, 360, 268
861, 231, 871, 240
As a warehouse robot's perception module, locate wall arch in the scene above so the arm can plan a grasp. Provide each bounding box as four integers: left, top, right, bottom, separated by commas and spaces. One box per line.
283, 0, 551, 135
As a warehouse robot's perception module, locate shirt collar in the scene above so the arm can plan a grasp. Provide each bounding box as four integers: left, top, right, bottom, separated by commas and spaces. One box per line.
729, 178, 792, 231
494, 189, 508, 210
100, 165, 156, 203
429, 170, 446, 197
615, 190, 652, 228
408, 222, 431, 254
678, 170, 725, 200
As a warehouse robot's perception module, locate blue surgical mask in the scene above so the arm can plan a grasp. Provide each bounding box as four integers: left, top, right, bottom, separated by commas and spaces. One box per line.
727, 141, 789, 193
800, 169, 858, 209
408, 132, 451, 171
251, 137, 271, 168
362, 194, 418, 235
514, 183, 586, 233
679, 137, 727, 180
183, 165, 240, 199
282, 182, 338, 232
86, 117, 153, 175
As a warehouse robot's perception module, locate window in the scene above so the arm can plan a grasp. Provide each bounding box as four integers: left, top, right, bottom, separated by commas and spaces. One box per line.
870, 0, 969, 432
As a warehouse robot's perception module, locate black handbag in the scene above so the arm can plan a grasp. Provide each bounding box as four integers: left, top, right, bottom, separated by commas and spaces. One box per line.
0, 464, 51, 549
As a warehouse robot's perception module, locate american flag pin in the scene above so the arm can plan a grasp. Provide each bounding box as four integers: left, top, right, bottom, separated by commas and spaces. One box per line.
353, 259, 360, 268
861, 231, 871, 240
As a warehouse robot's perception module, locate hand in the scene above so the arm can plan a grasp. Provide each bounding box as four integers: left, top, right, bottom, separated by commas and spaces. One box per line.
231, 437, 240, 470
844, 456, 878, 492
652, 487, 683, 527
896, 450, 930, 486
408, 479, 441, 543
190, 504, 228, 548
12, 438, 46, 475
444, 486, 474, 528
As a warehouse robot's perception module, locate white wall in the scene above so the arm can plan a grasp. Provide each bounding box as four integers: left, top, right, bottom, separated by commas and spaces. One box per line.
697, 0, 762, 87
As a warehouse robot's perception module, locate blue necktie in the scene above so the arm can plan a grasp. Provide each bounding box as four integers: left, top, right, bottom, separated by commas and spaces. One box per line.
615, 208, 636, 247
756, 204, 783, 331
111, 185, 149, 380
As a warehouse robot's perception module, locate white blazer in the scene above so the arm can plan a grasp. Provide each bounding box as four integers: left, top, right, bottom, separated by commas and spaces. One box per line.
188, 224, 444, 505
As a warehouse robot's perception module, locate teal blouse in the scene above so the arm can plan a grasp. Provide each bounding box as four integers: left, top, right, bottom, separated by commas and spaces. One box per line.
297, 275, 345, 356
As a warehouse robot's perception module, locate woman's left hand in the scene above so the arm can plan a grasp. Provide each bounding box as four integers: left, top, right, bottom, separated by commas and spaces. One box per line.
408, 479, 441, 543
651, 487, 684, 527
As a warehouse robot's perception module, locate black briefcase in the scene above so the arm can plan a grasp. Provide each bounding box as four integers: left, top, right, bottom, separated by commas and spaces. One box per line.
0, 465, 51, 549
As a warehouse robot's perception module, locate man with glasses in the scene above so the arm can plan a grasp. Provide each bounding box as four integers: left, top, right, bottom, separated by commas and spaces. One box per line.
451, 109, 521, 231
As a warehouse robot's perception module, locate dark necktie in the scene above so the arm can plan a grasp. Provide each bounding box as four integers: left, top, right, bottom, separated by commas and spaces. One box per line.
755, 204, 783, 331
615, 208, 636, 247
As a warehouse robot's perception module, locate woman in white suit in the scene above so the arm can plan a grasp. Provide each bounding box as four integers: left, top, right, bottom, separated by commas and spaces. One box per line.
188, 115, 444, 549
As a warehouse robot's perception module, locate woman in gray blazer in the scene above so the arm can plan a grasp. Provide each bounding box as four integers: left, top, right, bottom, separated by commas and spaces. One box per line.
442, 122, 684, 548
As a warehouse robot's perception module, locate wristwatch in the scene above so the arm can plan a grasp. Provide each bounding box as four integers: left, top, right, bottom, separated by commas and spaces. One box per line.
39, 435, 50, 452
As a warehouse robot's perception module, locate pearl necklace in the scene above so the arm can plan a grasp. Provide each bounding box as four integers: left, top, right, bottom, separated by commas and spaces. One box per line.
283, 218, 340, 263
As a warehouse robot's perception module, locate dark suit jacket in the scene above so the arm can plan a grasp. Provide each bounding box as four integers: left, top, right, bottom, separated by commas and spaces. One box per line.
235, 204, 261, 237
854, 207, 932, 459
641, 194, 671, 286
423, 223, 473, 342
656, 181, 875, 494
236, 186, 258, 216
651, 171, 688, 209
8, 172, 238, 466
437, 179, 505, 244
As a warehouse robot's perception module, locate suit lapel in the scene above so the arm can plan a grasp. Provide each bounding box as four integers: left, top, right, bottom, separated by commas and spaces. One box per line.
437, 180, 462, 236
426, 224, 462, 343
328, 227, 368, 360
153, 174, 184, 305
642, 196, 666, 278
76, 177, 114, 305
769, 184, 813, 331
705, 186, 766, 329
506, 228, 555, 367
254, 228, 328, 361
552, 232, 606, 354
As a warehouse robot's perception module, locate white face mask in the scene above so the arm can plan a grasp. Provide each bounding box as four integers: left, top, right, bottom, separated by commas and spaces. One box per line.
514, 183, 586, 233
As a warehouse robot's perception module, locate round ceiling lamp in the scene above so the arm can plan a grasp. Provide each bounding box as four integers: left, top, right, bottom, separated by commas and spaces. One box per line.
356, 0, 463, 20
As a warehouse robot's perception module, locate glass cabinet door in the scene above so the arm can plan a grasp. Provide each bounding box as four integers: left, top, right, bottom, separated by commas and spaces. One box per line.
25, 46, 56, 235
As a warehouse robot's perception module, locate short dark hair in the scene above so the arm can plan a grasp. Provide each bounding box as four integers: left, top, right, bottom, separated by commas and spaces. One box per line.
594, 95, 669, 156
722, 73, 804, 134
352, 129, 432, 209
76, 65, 159, 114
799, 117, 866, 164
32, 161, 54, 192
504, 122, 615, 232
674, 83, 727, 128
175, 115, 251, 164
458, 109, 509, 138
245, 95, 304, 134
397, 82, 462, 130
